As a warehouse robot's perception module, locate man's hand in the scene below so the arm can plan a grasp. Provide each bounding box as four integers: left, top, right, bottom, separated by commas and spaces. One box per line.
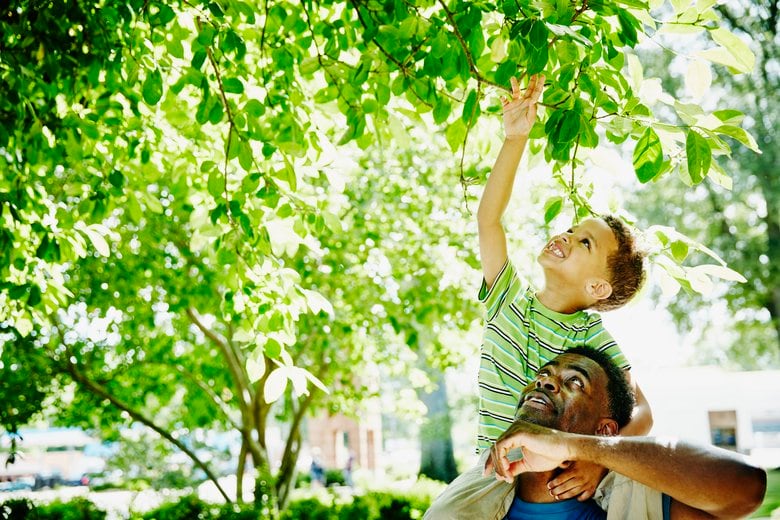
502, 74, 545, 139
547, 460, 608, 502
483, 420, 575, 482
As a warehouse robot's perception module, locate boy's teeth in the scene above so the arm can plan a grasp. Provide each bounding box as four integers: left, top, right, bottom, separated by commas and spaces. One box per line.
548, 243, 564, 257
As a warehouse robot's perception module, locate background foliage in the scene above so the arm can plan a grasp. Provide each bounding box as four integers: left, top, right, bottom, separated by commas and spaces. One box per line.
0, 0, 767, 513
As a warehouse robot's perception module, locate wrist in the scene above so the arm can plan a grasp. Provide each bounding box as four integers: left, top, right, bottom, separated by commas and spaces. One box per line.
504, 134, 528, 141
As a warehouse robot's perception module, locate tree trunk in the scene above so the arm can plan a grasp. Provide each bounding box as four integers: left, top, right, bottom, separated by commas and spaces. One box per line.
418, 372, 458, 483
236, 439, 247, 504
253, 458, 279, 519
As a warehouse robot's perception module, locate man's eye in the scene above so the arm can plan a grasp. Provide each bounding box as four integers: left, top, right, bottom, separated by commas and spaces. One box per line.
569, 377, 584, 389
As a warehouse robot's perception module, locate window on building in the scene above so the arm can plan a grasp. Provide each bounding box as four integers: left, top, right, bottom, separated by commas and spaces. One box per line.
752, 415, 780, 449
709, 410, 737, 450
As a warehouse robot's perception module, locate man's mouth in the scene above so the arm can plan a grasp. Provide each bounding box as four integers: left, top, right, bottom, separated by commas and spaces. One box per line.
523, 391, 554, 411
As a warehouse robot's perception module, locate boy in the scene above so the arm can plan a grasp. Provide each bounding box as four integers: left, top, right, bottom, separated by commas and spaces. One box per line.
476, 74, 652, 501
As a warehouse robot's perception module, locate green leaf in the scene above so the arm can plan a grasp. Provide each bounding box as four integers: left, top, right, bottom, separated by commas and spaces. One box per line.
142, 68, 163, 106
208, 169, 223, 199
557, 110, 580, 144
27, 285, 42, 306
263, 367, 288, 403
526, 44, 548, 75
713, 109, 744, 125
126, 193, 143, 224
108, 170, 125, 189
495, 60, 517, 88
142, 192, 164, 214
713, 125, 761, 154
244, 99, 265, 119
246, 351, 265, 383
691, 264, 747, 283
461, 89, 478, 124
197, 26, 216, 46
81, 224, 110, 257
528, 20, 549, 49
617, 9, 639, 47
544, 197, 563, 224
633, 127, 663, 183
709, 27, 755, 74
684, 60, 711, 99
670, 240, 689, 262
222, 77, 244, 94
432, 98, 451, 124
445, 120, 467, 152
238, 140, 253, 171
578, 115, 599, 148
686, 129, 711, 183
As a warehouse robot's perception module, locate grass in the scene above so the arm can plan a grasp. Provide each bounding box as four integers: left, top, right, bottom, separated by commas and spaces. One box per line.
752, 469, 780, 518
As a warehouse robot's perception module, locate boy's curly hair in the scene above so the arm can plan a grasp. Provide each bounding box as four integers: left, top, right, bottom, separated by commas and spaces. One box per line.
593, 215, 646, 312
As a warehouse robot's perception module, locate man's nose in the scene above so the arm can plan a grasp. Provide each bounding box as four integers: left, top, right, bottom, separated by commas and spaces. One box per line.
535, 376, 559, 393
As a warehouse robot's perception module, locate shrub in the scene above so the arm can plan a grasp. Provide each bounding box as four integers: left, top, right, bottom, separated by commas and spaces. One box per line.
280, 498, 334, 520
323, 470, 345, 488
142, 495, 215, 520
35, 498, 106, 520
1, 498, 38, 520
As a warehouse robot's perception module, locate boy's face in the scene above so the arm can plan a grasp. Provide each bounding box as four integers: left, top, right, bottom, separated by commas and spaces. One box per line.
537, 218, 618, 291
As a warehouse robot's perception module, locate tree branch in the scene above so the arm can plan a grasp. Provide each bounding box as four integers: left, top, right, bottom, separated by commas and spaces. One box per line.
62, 358, 232, 503
186, 307, 251, 409
436, 0, 506, 91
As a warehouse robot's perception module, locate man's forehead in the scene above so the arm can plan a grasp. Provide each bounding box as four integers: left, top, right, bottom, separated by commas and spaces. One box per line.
539, 354, 602, 379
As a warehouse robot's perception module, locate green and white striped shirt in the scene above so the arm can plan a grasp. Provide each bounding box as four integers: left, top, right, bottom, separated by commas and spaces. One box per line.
477, 260, 630, 451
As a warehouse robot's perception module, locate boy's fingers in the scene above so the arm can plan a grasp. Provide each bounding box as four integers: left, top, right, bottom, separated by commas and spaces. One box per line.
483, 454, 494, 477
577, 490, 594, 502
525, 74, 545, 103
510, 76, 520, 98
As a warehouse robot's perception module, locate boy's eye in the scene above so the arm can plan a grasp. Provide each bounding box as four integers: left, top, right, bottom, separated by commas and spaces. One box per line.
581, 238, 591, 249
566, 228, 573, 234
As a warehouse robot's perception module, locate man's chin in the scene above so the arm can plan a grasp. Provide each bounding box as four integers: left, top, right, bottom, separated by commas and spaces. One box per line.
516, 408, 558, 429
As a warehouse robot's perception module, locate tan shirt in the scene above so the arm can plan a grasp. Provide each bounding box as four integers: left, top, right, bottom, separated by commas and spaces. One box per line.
424, 451, 665, 520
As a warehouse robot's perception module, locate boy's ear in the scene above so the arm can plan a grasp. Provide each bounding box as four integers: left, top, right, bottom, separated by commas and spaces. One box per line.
585, 278, 613, 301
595, 418, 619, 436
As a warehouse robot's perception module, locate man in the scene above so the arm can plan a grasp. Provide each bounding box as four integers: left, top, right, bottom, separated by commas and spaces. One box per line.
425, 347, 766, 519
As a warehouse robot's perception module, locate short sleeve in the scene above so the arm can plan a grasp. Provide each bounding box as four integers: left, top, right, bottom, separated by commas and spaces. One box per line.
586, 318, 631, 371
478, 259, 517, 322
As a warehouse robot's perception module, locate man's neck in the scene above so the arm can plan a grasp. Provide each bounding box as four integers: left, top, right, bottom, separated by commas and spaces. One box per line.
515, 471, 559, 503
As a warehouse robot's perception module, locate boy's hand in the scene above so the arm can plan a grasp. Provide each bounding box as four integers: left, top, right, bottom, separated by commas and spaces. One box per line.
547, 460, 608, 502
502, 74, 545, 139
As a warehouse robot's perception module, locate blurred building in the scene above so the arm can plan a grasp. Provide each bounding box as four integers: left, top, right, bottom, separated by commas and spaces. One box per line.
307, 411, 382, 472
639, 366, 780, 468
0, 428, 105, 484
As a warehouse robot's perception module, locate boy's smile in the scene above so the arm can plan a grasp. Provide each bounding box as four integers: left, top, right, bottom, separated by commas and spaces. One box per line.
537, 218, 617, 283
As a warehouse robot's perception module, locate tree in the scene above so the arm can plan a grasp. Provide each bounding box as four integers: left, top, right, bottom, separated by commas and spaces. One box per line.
625, 0, 780, 369
0, 0, 760, 512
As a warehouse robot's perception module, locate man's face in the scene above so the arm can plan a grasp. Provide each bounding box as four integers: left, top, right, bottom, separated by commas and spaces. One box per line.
516, 353, 611, 435
537, 218, 618, 287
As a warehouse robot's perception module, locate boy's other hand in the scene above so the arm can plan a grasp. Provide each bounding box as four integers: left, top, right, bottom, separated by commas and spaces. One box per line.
502, 74, 545, 139
546, 460, 608, 502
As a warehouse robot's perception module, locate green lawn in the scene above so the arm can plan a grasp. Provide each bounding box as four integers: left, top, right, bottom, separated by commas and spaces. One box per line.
752, 469, 780, 518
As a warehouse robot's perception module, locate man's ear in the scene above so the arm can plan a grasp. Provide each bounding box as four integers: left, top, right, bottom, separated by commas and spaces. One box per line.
595, 418, 619, 437
585, 278, 613, 301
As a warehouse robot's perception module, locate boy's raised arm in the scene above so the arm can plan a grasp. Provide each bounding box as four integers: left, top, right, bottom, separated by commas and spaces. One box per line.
477, 74, 545, 289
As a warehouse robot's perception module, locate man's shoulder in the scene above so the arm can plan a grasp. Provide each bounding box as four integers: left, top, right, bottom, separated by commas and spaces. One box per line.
595, 472, 666, 519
